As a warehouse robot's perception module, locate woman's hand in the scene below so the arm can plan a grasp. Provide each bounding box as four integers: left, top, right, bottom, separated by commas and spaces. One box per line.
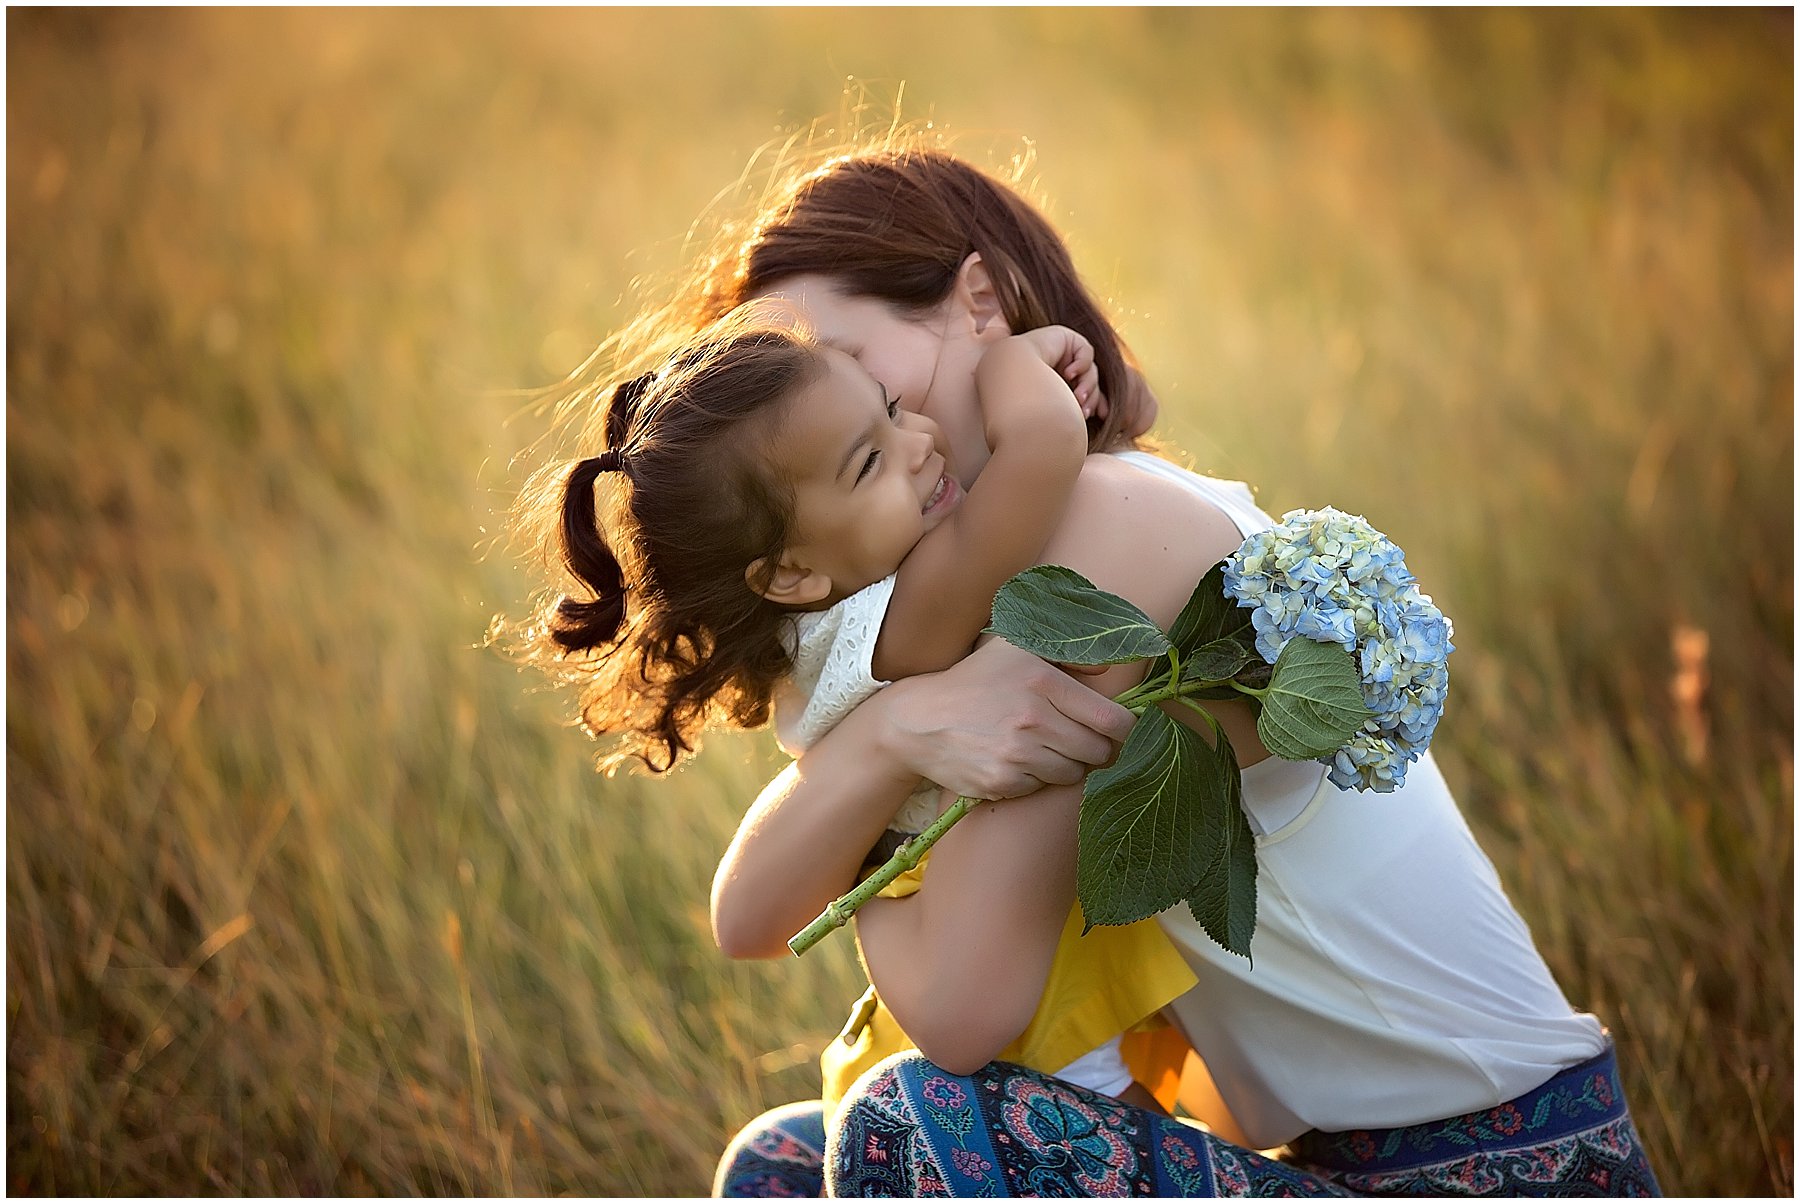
710, 641, 1134, 961
878, 640, 1135, 800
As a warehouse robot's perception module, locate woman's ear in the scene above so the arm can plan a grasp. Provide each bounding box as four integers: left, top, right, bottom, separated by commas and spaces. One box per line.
953, 252, 1007, 338
746, 554, 833, 607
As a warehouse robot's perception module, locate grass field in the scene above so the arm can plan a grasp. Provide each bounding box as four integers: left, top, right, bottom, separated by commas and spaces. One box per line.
7, 8, 1791, 1196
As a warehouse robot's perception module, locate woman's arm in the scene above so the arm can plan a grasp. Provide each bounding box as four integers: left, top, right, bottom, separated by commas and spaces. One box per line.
710, 640, 1138, 959
852, 455, 1256, 1067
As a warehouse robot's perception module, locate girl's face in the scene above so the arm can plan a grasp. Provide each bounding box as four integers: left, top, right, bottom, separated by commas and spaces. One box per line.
766, 346, 962, 604
754, 273, 1008, 488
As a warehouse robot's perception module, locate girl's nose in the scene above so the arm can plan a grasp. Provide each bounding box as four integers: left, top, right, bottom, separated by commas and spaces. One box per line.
897, 408, 941, 445
904, 423, 937, 470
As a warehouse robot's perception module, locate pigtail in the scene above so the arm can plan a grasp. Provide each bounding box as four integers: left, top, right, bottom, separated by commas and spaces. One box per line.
553, 368, 655, 655
605, 372, 654, 451
552, 456, 629, 653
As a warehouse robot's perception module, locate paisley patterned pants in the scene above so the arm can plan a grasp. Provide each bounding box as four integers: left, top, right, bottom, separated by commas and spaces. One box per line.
715, 1045, 1660, 1197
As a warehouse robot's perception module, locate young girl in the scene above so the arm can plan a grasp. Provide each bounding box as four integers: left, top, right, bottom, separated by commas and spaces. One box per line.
522, 305, 1196, 1113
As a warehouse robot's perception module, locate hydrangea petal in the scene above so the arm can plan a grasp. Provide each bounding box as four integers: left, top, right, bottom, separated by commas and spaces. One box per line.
1222, 508, 1452, 791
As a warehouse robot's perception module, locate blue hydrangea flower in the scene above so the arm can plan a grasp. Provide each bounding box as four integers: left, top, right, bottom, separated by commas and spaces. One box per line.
1222, 508, 1453, 792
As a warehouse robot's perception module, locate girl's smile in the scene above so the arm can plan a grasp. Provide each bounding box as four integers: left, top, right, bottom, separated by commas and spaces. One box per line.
922, 472, 961, 519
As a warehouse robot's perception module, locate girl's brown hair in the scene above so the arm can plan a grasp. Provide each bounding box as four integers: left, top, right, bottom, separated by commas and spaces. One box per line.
516, 315, 823, 773
510, 131, 1147, 769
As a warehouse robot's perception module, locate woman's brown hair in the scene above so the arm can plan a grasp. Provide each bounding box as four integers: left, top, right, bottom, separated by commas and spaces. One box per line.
514, 315, 822, 774
698, 145, 1148, 452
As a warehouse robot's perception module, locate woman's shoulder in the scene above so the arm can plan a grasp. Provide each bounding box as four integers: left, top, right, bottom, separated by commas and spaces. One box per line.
1047, 454, 1248, 630
1072, 452, 1253, 547
1100, 450, 1272, 538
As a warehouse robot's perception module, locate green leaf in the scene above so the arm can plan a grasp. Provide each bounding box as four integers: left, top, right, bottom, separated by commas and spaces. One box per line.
1183, 638, 1254, 684
1234, 660, 1274, 691
1231, 658, 1274, 683
987, 565, 1172, 666
1255, 638, 1371, 760
1184, 739, 1258, 960
1168, 563, 1254, 657
1076, 706, 1225, 928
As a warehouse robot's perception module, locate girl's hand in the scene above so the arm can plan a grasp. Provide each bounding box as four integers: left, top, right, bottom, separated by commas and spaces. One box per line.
1014, 325, 1102, 416
1081, 367, 1161, 441
878, 640, 1134, 799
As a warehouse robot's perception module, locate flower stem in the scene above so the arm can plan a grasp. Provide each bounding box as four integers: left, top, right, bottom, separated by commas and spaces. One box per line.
1113, 658, 1179, 712
1178, 696, 1227, 744
788, 795, 974, 956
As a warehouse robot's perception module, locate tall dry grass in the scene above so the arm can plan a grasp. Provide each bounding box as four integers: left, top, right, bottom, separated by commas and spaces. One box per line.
7, 8, 1790, 1196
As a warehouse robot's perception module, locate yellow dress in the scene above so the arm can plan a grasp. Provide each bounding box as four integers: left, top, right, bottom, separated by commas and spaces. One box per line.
819, 852, 1197, 1111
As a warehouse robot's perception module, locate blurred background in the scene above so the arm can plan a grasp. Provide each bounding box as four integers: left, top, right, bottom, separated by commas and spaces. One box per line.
6, 8, 1791, 1196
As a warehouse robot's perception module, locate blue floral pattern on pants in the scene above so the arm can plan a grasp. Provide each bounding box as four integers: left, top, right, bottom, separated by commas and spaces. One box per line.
714, 1100, 828, 1198
1286, 1046, 1662, 1197
828, 1056, 1348, 1197
718, 1045, 1660, 1197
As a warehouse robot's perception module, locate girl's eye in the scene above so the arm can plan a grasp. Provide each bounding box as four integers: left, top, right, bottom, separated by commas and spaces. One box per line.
882, 384, 900, 420
855, 449, 881, 484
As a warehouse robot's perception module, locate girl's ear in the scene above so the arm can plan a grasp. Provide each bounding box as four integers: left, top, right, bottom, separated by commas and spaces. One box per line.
953, 252, 1006, 338
746, 554, 833, 607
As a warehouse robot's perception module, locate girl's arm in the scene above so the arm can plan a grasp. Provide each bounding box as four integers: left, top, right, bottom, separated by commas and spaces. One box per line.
710, 640, 1137, 959
853, 455, 1256, 1069
853, 775, 1091, 1072
871, 329, 1094, 681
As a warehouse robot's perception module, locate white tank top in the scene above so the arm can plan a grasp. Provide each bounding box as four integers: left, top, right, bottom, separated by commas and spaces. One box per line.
1110, 451, 1607, 1148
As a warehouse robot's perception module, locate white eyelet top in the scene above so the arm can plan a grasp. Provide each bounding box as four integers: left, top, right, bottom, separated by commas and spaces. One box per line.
773, 573, 945, 835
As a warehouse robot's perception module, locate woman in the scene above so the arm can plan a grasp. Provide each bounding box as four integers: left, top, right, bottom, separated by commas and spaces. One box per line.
656, 140, 1661, 1196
